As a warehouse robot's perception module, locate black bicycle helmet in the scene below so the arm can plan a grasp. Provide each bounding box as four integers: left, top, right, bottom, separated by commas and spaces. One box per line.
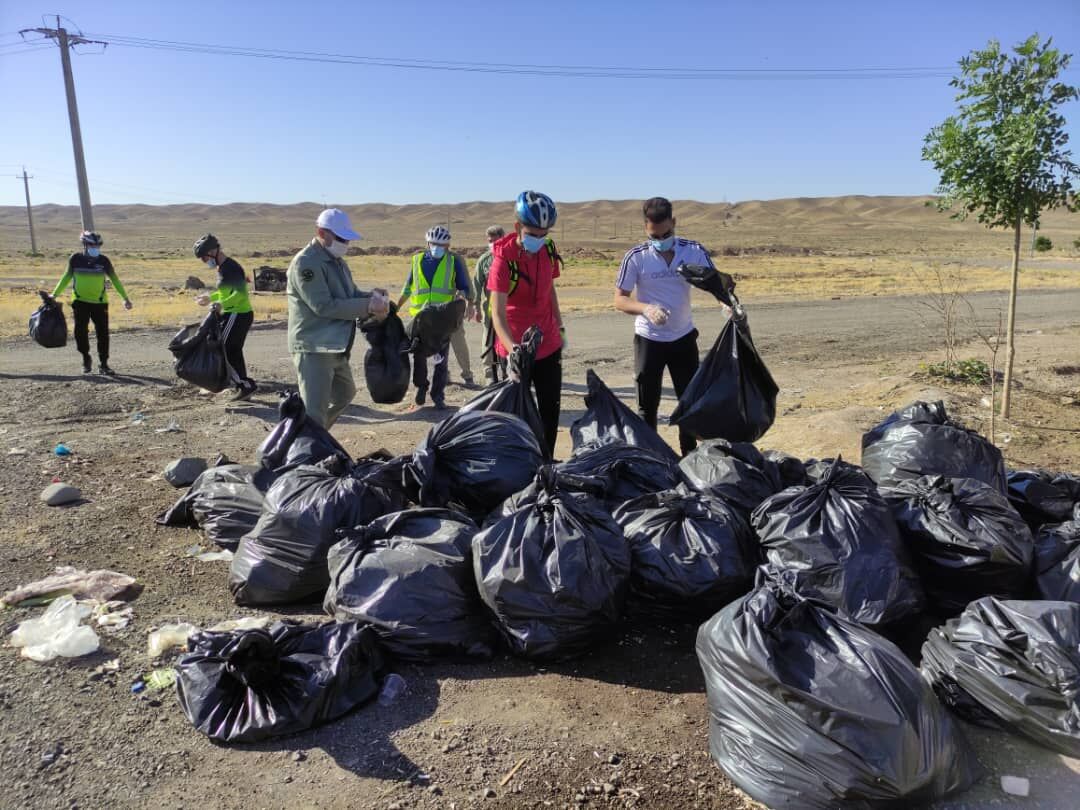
193, 233, 220, 258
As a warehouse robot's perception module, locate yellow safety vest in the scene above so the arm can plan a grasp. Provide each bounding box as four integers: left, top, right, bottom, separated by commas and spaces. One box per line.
409, 252, 456, 317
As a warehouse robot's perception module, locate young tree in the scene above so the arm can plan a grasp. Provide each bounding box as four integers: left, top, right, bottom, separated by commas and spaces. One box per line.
923, 34, 1078, 418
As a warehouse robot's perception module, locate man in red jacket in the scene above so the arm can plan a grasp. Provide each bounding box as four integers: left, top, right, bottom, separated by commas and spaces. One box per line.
488, 190, 565, 457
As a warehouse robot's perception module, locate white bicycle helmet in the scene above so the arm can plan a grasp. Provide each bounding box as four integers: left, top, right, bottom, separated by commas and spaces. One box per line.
425, 225, 451, 245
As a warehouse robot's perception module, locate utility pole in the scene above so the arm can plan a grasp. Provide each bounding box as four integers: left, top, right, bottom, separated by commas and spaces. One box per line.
19, 18, 106, 231
16, 167, 38, 254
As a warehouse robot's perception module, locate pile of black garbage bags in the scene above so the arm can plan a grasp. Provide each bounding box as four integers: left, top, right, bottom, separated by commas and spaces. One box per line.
158, 386, 1080, 809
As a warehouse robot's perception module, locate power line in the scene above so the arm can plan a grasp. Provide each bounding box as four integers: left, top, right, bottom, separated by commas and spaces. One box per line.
83, 31, 959, 81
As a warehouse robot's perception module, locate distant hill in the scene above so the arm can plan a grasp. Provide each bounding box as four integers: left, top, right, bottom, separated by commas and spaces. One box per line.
2, 196, 1077, 257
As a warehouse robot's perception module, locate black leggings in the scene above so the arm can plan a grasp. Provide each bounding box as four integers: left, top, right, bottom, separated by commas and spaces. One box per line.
72, 301, 109, 362
634, 330, 700, 456
531, 349, 562, 457
220, 311, 254, 384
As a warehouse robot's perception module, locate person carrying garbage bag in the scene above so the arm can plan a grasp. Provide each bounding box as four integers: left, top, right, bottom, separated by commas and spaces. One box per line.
287, 208, 390, 428
488, 190, 565, 458
614, 197, 728, 457
192, 234, 258, 401
52, 230, 133, 375
397, 225, 472, 411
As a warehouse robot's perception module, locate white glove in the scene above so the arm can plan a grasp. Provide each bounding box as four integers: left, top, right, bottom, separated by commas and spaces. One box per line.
644, 304, 669, 326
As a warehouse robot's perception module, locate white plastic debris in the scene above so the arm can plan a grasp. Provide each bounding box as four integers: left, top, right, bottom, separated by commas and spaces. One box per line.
94, 601, 134, 629
1001, 775, 1030, 797
208, 616, 271, 632
147, 622, 198, 658
195, 549, 234, 562
9, 595, 100, 661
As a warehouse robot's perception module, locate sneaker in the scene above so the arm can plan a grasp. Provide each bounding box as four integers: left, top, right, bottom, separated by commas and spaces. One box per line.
82, 355, 92, 374
99, 363, 116, 376
414, 387, 428, 407
232, 381, 258, 402
461, 375, 479, 390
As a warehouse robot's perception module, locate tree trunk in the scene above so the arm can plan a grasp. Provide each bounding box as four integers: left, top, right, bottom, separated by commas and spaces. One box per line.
1000, 214, 1022, 419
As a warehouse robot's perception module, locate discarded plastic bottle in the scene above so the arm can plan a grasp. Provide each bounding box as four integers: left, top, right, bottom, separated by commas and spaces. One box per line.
378, 673, 407, 706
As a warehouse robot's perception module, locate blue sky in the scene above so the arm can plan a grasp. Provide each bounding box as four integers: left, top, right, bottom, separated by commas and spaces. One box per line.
1, 0, 1077, 207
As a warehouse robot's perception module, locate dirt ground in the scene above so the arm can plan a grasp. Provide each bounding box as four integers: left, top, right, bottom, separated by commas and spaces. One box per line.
2, 292, 1080, 810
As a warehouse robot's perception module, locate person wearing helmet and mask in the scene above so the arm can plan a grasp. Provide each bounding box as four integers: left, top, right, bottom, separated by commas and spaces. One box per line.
397, 225, 472, 410
488, 191, 565, 457
192, 233, 258, 401
287, 208, 390, 428
52, 230, 133, 375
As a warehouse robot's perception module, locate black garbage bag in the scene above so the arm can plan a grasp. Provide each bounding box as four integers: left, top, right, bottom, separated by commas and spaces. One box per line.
408, 298, 467, 356
176, 620, 384, 744
473, 488, 631, 660
921, 597, 1080, 756
669, 314, 777, 443
1034, 517, 1080, 602
405, 410, 543, 518
679, 438, 786, 516
257, 391, 351, 472
28, 291, 67, 348
752, 459, 924, 626
570, 370, 679, 465
882, 475, 1034, 617
229, 455, 399, 605
461, 327, 547, 455
360, 304, 411, 404
500, 442, 683, 516
697, 575, 979, 809
325, 509, 496, 660
862, 401, 1006, 494
613, 486, 757, 619
168, 311, 232, 393
156, 463, 268, 551
762, 449, 808, 487
676, 262, 735, 306
1007, 469, 1080, 531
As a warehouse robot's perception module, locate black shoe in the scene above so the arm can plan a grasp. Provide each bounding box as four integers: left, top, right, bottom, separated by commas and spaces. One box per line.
82, 356, 92, 374
461, 375, 479, 390
99, 363, 116, 376
414, 387, 428, 407
232, 381, 258, 401
433, 399, 448, 411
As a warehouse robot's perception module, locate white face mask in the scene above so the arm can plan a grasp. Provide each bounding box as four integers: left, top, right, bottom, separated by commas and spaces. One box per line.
327, 239, 348, 258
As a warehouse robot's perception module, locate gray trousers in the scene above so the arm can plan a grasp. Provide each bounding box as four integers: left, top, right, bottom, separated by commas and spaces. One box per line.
449, 322, 472, 380
292, 351, 356, 429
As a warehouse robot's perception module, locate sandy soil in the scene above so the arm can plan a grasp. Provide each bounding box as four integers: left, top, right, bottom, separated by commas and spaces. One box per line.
1, 291, 1080, 810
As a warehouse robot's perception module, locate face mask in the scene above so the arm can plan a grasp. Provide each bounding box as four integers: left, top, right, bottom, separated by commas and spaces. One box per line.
205, 258, 218, 270
650, 236, 675, 252
521, 234, 546, 254
429, 245, 447, 260
86, 247, 101, 258
327, 239, 348, 258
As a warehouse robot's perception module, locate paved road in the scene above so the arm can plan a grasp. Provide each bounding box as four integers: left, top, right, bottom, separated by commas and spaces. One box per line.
8, 288, 1079, 376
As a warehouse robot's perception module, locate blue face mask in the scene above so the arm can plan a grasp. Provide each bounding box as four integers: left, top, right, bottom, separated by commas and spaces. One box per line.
650, 236, 675, 252
205, 258, 218, 270
429, 245, 446, 260
86, 247, 101, 258
521, 234, 546, 254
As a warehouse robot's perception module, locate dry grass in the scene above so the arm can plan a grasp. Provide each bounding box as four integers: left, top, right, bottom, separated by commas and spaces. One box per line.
3, 250, 1079, 337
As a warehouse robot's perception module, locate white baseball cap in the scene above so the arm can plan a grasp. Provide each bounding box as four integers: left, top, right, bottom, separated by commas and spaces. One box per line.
316, 208, 361, 241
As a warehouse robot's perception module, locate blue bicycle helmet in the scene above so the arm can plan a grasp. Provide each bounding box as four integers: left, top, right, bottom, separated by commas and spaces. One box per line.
515, 190, 557, 229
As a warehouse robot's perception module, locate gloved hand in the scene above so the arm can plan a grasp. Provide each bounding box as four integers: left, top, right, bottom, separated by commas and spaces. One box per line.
124, 300, 133, 311
508, 349, 522, 383
368, 291, 390, 320
195, 293, 211, 306
644, 304, 669, 325
559, 327, 568, 351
